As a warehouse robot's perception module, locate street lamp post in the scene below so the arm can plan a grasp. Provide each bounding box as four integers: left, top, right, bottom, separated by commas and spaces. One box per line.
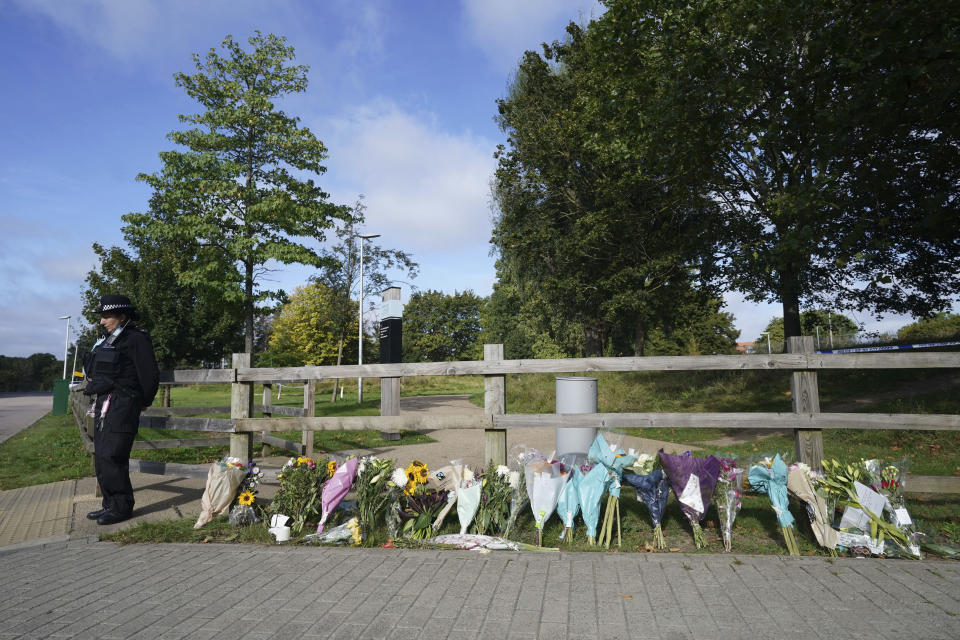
58, 315, 71, 379
815, 326, 821, 350
761, 331, 772, 354
357, 233, 380, 404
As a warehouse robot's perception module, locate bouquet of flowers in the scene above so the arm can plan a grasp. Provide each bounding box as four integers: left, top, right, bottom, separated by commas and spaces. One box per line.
748, 454, 800, 555
195, 456, 251, 528
820, 458, 919, 557
229, 461, 264, 526
317, 456, 359, 533
623, 453, 670, 549
525, 458, 568, 546
556, 466, 582, 542
577, 463, 611, 545
386, 466, 408, 538
355, 456, 396, 538
659, 449, 721, 549
270, 456, 331, 534
455, 465, 483, 535
786, 461, 837, 554
590, 434, 637, 549
302, 517, 363, 546
713, 458, 744, 552
865, 458, 915, 532
399, 485, 449, 539
503, 446, 540, 538
474, 465, 513, 536
423, 533, 558, 552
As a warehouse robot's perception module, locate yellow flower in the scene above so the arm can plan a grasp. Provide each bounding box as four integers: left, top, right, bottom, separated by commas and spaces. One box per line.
237, 491, 255, 506
327, 460, 338, 477
296, 456, 313, 467
346, 517, 362, 546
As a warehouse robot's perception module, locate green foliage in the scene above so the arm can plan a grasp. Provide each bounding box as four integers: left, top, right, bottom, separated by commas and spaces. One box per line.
83, 234, 243, 368
264, 282, 358, 366
0, 353, 63, 392
492, 24, 718, 356
589, 0, 960, 337
756, 311, 858, 345
402, 289, 485, 362
898, 313, 960, 342
0, 412, 93, 489
127, 32, 351, 354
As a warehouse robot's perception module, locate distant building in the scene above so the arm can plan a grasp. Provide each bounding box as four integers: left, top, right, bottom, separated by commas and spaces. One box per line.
736, 341, 755, 354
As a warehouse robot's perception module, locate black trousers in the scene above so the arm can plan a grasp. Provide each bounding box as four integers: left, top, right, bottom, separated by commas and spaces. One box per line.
93, 393, 141, 515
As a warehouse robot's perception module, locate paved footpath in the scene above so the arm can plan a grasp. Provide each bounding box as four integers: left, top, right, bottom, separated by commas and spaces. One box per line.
1, 539, 958, 640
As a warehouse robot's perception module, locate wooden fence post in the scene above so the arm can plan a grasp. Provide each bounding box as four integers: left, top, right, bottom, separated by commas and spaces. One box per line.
789, 335, 823, 472
302, 379, 315, 456
380, 377, 401, 440
484, 344, 507, 467
261, 383, 272, 457
230, 353, 253, 463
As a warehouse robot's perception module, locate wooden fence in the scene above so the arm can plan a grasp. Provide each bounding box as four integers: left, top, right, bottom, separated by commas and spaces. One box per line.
71, 337, 960, 491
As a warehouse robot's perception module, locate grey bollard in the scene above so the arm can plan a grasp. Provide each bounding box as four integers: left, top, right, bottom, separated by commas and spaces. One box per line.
555, 376, 598, 464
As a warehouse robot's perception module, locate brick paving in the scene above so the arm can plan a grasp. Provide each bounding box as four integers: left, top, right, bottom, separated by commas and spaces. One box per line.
1, 539, 958, 640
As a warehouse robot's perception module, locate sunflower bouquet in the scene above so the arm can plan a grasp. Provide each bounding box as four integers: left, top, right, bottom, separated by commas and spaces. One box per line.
398, 460, 448, 539
229, 461, 265, 526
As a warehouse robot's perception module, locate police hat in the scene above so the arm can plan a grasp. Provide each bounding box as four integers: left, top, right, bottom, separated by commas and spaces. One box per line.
96, 294, 140, 321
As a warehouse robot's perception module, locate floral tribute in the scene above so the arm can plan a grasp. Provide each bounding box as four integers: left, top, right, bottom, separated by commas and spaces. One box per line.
270, 455, 331, 534
659, 449, 721, 549
713, 457, 744, 553
623, 453, 671, 550
748, 454, 800, 555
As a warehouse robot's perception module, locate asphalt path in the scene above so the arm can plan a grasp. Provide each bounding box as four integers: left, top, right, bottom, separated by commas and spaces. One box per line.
0, 392, 52, 444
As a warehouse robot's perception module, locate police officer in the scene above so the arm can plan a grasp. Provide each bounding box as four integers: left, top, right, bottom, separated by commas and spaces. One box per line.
83, 295, 159, 525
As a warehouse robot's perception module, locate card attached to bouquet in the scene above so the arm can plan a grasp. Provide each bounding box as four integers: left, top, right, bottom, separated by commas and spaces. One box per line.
853, 481, 887, 518
894, 507, 913, 527
678, 475, 703, 514
839, 506, 870, 532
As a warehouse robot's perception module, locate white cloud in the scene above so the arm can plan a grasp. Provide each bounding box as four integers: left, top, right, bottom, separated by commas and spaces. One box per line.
320, 100, 497, 253
461, 0, 603, 71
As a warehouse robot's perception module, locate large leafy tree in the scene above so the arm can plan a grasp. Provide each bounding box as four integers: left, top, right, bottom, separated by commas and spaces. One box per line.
403, 290, 485, 362
83, 211, 244, 369
492, 25, 719, 357
591, 0, 960, 338
127, 32, 351, 355
310, 199, 418, 399
263, 282, 359, 367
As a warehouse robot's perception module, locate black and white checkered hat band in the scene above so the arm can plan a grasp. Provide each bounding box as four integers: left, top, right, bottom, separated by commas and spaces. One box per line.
101, 304, 132, 311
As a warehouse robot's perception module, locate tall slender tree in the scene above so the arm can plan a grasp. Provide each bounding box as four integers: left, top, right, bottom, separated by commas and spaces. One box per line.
127, 32, 351, 355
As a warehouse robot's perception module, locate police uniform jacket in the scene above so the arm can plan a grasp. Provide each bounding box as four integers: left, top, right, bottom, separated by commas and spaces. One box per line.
84, 326, 160, 430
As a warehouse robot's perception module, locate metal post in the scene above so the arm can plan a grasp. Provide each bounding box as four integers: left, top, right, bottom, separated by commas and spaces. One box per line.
70, 341, 78, 382
762, 332, 772, 354
59, 315, 71, 379
357, 232, 380, 404
556, 376, 598, 464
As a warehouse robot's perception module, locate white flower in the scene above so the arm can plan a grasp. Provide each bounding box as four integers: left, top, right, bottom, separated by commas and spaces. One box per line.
391, 468, 407, 487
508, 470, 521, 489
370, 473, 382, 485
286, 458, 295, 468
495, 465, 511, 478
463, 467, 474, 483
358, 457, 368, 475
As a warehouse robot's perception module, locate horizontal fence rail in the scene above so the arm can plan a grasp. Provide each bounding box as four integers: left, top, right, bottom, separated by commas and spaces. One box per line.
158, 351, 960, 385
233, 411, 960, 433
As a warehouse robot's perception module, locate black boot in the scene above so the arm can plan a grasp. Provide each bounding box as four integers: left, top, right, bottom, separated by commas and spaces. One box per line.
86, 508, 108, 520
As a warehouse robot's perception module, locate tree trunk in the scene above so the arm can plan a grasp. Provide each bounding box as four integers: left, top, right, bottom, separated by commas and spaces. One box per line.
330, 337, 344, 402
583, 320, 608, 357
781, 271, 802, 340
633, 320, 646, 357
244, 259, 254, 356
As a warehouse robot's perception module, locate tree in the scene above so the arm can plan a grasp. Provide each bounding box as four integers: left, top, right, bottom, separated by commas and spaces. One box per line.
590, 0, 960, 339
756, 311, 857, 345
310, 199, 418, 399
898, 313, 960, 342
263, 282, 360, 367
492, 23, 720, 357
403, 290, 485, 362
127, 32, 351, 355
0, 354, 62, 392
83, 218, 244, 369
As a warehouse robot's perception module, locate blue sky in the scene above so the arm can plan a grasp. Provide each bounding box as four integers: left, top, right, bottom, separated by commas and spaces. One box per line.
0, 0, 923, 359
